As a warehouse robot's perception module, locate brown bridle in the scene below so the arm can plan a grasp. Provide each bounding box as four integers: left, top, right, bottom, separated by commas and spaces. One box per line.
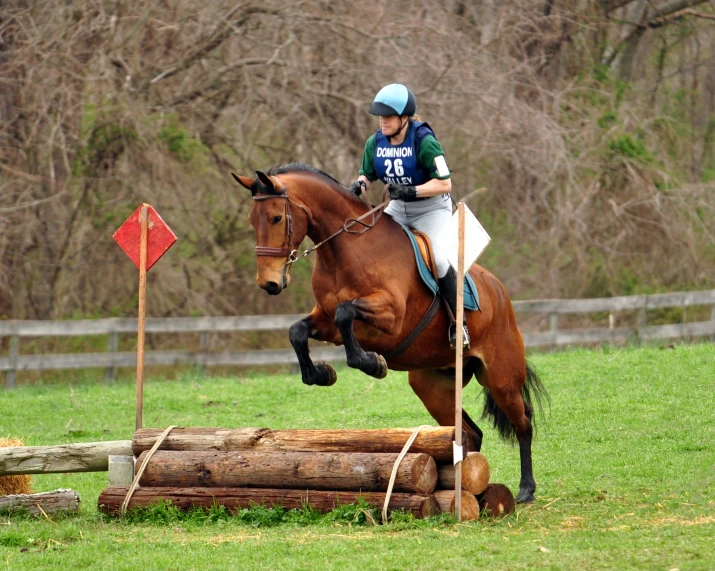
252, 193, 312, 261
252, 188, 389, 266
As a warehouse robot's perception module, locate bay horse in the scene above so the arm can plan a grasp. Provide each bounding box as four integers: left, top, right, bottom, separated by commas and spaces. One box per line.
232, 163, 548, 503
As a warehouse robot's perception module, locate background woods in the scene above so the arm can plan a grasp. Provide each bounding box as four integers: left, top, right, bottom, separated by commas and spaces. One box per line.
1, 0, 714, 322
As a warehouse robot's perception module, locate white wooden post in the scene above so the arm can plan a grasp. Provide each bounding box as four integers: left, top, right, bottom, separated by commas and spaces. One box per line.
454, 203, 466, 521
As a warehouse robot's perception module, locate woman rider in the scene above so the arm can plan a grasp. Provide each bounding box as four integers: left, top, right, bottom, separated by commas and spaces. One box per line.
348, 83, 470, 350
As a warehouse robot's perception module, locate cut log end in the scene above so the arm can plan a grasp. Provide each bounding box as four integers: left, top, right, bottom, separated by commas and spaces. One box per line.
437, 451, 490, 495
411, 454, 438, 495
477, 483, 515, 517
432, 490, 480, 521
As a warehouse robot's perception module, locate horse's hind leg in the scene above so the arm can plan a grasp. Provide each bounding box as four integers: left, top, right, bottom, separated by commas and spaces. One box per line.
480, 358, 537, 503
335, 300, 388, 379
289, 307, 338, 387
407, 368, 483, 453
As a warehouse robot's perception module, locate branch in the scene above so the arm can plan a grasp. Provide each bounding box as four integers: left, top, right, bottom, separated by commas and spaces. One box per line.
665, 7, 715, 21
303, 15, 410, 41
170, 57, 286, 106
0, 161, 60, 186
647, 1, 712, 27
111, 0, 163, 51
605, 0, 639, 12
133, 5, 279, 92
649, 0, 708, 16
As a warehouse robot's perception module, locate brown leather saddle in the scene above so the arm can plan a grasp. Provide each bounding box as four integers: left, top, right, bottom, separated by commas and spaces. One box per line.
411, 230, 439, 280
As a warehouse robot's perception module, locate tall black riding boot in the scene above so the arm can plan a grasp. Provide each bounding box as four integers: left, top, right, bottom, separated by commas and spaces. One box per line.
437, 266, 471, 350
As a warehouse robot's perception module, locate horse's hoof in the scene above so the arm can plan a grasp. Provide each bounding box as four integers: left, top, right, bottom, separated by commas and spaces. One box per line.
369, 353, 388, 379
315, 362, 338, 386
515, 491, 535, 504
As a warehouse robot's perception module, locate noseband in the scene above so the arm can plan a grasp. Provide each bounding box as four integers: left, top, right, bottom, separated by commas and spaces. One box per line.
252, 193, 311, 261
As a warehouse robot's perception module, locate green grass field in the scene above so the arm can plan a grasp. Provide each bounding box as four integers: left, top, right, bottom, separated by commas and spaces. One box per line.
0, 343, 713, 570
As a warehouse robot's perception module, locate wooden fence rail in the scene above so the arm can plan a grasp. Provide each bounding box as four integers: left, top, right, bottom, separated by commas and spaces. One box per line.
2, 289, 714, 388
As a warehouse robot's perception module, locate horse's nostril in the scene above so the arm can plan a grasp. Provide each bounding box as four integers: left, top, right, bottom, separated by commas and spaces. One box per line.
264, 281, 281, 295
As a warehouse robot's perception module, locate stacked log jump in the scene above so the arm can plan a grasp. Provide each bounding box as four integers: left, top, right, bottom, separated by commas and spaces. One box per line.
99, 427, 514, 521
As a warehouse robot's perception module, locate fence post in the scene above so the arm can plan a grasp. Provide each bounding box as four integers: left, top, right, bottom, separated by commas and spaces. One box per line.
608, 313, 615, 344
6, 334, 19, 389
105, 331, 118, 384
549, 312, 558, 348
198, 331, 209, 375
711, 304, 715, 343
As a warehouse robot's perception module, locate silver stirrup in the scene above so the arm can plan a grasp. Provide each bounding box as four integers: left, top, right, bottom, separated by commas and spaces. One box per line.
449, 324, 471, 350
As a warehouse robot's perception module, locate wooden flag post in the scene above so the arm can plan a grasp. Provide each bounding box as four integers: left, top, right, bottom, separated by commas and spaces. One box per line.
136, 205, 149, 430
454, 202, 466, 521
113, 203, 177, 431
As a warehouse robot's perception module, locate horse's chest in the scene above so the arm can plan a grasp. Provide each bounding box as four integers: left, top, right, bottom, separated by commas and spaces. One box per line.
314, 284, 359, 315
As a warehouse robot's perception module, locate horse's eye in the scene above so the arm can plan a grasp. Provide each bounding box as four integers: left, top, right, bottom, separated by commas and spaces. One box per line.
271, 215, 283, 225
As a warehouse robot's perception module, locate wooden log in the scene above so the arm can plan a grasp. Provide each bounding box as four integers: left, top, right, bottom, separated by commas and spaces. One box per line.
132, 427, 472, 461
437, 452, 490, 495
98, 487, 440, 518
0, 489, 80, 516
0, 441, 133, 475
432, 490, 480, 521
135, 450, 437, 494
477, 483, 515, 517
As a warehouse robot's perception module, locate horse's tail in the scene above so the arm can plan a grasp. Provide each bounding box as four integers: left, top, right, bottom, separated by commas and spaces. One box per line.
481, 361, 549, 443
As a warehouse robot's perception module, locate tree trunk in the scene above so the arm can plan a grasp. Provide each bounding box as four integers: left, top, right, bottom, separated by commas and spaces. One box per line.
132, 426, 464, 461
0, 488, 80, 515
436, 452, 490, 495
135, 450, 438, 494
0, 441, 133, 475
98, 487, 440, 518
432, 490, 480, 521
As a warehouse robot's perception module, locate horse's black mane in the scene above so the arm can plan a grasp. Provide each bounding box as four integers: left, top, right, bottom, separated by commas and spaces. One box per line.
268, 163, 345, 190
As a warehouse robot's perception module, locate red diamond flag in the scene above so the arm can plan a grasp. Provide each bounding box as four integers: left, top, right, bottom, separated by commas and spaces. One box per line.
113, 203, 177, 271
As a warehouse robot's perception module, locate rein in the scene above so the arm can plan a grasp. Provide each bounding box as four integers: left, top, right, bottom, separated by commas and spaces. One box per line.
252, 188, 389, 267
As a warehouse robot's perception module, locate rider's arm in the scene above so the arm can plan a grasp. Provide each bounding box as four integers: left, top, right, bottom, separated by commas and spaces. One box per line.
414, 135, 452, 198
357, 134, 378, 190
415, 176, 451, 197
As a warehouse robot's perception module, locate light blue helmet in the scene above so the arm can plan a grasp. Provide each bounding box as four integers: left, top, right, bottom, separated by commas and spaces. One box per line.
369, 84, 417, 117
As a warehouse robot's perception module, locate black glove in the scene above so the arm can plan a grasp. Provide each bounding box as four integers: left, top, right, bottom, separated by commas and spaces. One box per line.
348, 180, 366, 196
387, 183, 418, 202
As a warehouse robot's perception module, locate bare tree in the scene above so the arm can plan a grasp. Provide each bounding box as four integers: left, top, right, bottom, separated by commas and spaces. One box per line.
0, 0, 713, 323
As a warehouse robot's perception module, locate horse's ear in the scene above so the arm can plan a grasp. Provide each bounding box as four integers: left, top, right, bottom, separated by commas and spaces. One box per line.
231, 172, 255, 192
255, 171, 275, 191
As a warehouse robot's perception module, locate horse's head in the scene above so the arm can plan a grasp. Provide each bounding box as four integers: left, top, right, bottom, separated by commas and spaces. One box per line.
232, 170, 311, 295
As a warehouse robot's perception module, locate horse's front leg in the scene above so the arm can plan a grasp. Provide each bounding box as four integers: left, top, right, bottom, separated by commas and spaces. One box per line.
334, 299, 391, 379
289, 307, 338, 387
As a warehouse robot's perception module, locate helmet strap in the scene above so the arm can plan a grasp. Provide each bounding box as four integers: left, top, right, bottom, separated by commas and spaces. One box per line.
386, 117, 408, 141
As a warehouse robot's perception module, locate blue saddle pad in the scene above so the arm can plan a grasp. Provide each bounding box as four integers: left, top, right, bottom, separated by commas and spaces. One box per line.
399, 223, 480, 311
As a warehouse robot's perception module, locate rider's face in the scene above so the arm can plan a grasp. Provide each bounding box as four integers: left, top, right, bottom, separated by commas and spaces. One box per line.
379, 115, 402, 137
